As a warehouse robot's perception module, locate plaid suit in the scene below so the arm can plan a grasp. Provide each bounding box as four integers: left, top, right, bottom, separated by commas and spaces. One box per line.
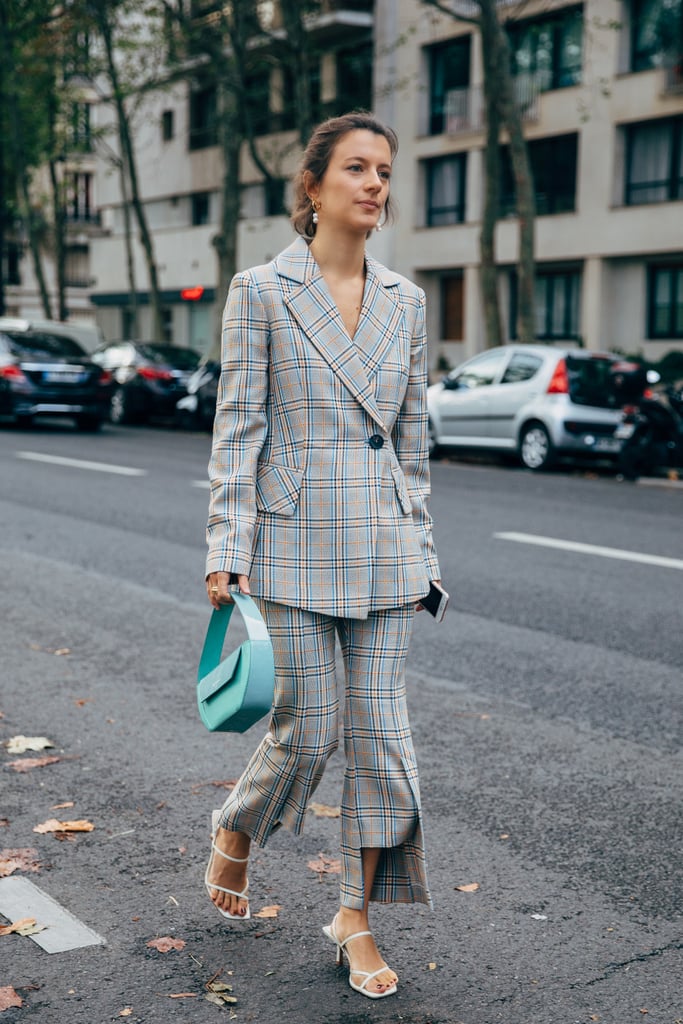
207, 236, 440, 907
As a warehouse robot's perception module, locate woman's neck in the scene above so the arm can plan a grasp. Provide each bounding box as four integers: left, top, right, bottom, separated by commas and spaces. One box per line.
309, 228, 366, 281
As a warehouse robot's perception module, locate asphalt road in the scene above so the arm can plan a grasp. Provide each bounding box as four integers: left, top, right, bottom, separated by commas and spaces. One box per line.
1, 422, 681, 1024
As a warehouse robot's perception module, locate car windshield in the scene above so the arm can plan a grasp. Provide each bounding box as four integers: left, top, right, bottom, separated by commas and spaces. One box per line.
566, 354, 617, 408
137, 344, 200, 369
1, 330, 86, 359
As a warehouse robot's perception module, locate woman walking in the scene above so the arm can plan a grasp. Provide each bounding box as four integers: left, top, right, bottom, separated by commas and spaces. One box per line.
204, 111, 442, 999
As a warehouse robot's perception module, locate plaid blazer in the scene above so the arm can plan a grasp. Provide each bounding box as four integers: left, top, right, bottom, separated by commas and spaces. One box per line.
206, 236, 440, 619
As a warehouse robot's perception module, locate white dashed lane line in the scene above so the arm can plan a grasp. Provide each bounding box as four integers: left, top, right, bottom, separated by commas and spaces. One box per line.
16, 451, 147, 477
494, 531, 683, 572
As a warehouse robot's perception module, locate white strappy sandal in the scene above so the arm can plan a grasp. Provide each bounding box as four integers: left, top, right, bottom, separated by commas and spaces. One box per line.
204, 809, 250, 920
322, 914, 397, 999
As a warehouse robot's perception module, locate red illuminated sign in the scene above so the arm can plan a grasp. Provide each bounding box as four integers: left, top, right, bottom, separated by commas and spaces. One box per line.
181, 286, 205, 301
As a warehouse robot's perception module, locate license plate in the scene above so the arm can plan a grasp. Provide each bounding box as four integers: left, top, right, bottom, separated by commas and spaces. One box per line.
43, 370, 87, 384
592, 437, 622, 452
614, 423, 635, 440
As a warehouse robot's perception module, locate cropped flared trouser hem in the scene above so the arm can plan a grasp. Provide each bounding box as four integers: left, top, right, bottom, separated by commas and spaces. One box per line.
218, 600, 432, 909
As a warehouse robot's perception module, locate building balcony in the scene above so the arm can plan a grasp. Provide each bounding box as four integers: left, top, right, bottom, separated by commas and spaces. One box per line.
663, 61, 683, 94
444, 76, 540, 136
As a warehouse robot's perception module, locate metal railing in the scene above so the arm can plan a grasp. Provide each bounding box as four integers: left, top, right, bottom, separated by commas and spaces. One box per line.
444, 75, 540, 136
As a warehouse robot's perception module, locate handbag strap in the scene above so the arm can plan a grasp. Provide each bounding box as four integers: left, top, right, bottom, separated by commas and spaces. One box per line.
198, 592, 270, 682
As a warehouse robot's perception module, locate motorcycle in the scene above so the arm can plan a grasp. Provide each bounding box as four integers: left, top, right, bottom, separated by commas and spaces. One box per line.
610, 362, 683, 480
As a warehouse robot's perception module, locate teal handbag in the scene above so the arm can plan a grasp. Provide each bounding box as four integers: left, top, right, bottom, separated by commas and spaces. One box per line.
197, 592, 275, 733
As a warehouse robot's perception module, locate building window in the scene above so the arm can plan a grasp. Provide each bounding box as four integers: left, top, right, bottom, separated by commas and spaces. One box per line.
441, 273, 464, 340
64, 245, 90, 288
510, 268, 581, 340
63, 28, 90, 79
625, 117, 683, 203
648, 263, 683, 337
501, 133, 578, 215
191, 192, 211, 226
336, 43, 373, 115
2, 243, 22, 286
630, 0, 682, 71
508, 6, 583, 91
162, 110, 174, 141
189, 83, 217, 150
425, 154, 467, 226
428, 37, 471, 135
70, 102, 91, 151
65, 172, 93, 222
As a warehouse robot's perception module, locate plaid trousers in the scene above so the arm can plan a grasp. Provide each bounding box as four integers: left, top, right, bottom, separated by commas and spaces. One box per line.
218, 600, 431, 909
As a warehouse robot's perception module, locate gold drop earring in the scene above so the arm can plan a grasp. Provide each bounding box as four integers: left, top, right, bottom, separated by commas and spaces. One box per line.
311, 199, 321, 225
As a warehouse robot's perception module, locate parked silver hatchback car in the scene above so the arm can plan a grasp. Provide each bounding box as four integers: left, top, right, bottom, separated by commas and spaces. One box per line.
427, 345, 624, 470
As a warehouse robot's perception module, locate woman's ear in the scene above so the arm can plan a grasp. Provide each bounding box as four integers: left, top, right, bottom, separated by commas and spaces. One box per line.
303, 169, 318, 201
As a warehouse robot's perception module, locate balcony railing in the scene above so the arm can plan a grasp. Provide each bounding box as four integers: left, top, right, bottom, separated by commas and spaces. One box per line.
663, 61, 683, 94
444, 76, 540, 136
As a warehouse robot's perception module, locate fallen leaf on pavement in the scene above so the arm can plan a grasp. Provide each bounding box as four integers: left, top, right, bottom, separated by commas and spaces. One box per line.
0, 987, 23, 1011
0, 917, 46, 937
54, 648, 71, 656
0, 820, 8, 828
165, 993, 197, 999
0, 849, 42, 876
33, 819, 94, 834
454, 882, 480, 892
309, 802, 341, 818
428, 962, 437, 970
73, 699, 91, 707
307, 853, 341, 877
499, 833, 510, 840
5, 736, 54, 754
51, 802, 74, 810
254, 905, 282, 918
146, 936, 186, 953
205, 980, 237, 1006
117, 1009, 133, 1017
6, 756, 62, 773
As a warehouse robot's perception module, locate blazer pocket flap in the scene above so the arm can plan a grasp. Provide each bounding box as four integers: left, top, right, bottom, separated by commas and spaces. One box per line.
391, 464, 413, 515
256, 462, 304, 516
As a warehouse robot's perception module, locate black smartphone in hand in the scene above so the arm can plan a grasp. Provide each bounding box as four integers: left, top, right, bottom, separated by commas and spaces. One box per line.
420, 581, 449, 623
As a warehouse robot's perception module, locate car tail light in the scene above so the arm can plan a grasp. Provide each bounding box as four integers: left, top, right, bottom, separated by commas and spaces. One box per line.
547, 359, 569, 394
138, 365, 174, 382
98, 369, 113, 386
0, 364, 29, 383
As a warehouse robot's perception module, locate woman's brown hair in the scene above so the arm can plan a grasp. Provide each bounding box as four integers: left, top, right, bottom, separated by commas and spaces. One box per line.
291, 111, 399, 240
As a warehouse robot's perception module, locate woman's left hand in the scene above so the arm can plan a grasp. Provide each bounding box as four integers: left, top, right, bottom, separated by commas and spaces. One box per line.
206, 571, 251, 610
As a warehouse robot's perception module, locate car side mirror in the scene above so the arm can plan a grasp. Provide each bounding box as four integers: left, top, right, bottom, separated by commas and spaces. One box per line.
442, 376, 460, 390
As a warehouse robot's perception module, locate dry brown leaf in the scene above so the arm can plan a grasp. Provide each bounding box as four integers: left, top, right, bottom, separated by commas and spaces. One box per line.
0, 987, 23, 1011
428, 962, 437, 970
454, 882, 480, 892
307, 853, 341, 877
205, 979, 237, 1006
5, 736, 55, 754
54, 648, 71, 656
146, 936, 186, 953
0, 820, 8, 828
6, 755, 62, 773
33, 818, 94, 834
51, 802, 74, 810
254, 904, 282, 919
166, 993, 197, 999
117, 1009, 133, 1017
309, 802, 341, 818
0, 848, 42, 876
0, 917, 45, 937
73, 698, 91, 707
590, 1015, 601, 1021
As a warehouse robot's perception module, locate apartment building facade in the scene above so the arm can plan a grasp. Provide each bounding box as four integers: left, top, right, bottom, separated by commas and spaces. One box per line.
4, 0, 682, 370
374, 0, 683, 369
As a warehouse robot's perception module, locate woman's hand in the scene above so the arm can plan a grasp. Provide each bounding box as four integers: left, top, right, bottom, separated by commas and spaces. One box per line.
206, 572, 251, 610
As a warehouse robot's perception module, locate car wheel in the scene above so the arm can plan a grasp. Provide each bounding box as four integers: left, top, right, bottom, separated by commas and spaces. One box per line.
110, 387, 139, 425
75, 415, 103, 432
519, 423, 555, 471
428, 418, 442, 460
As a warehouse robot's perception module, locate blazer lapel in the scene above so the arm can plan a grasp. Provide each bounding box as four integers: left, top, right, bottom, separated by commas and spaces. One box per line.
352, 257, 405, 379
278, 239, 385, 429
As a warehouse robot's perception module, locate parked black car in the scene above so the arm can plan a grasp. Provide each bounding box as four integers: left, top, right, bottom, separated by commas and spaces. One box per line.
90, 341, 201, 425
175, 360, 220, 431
0, 328, 112, 431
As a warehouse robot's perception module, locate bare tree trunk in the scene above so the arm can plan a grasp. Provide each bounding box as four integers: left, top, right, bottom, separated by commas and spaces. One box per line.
48, 159, 68, 321
94, 2, 164, 339
279, 0, 315, 146
479, 8, 504, 347
119, 158, 138, 337
209, 86, 242, 363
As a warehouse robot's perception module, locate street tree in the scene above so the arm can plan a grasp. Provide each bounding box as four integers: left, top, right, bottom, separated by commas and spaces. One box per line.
420, 0, 536, 346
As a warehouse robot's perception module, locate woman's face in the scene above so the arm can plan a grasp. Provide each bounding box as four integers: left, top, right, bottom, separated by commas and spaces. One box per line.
308, 129, 392, 237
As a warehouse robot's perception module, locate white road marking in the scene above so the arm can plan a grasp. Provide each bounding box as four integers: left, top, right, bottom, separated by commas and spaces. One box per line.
192, 480, 210, 489
494, 531, 683, 572
0, 876, 106, 952
16, 451, 146, 477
